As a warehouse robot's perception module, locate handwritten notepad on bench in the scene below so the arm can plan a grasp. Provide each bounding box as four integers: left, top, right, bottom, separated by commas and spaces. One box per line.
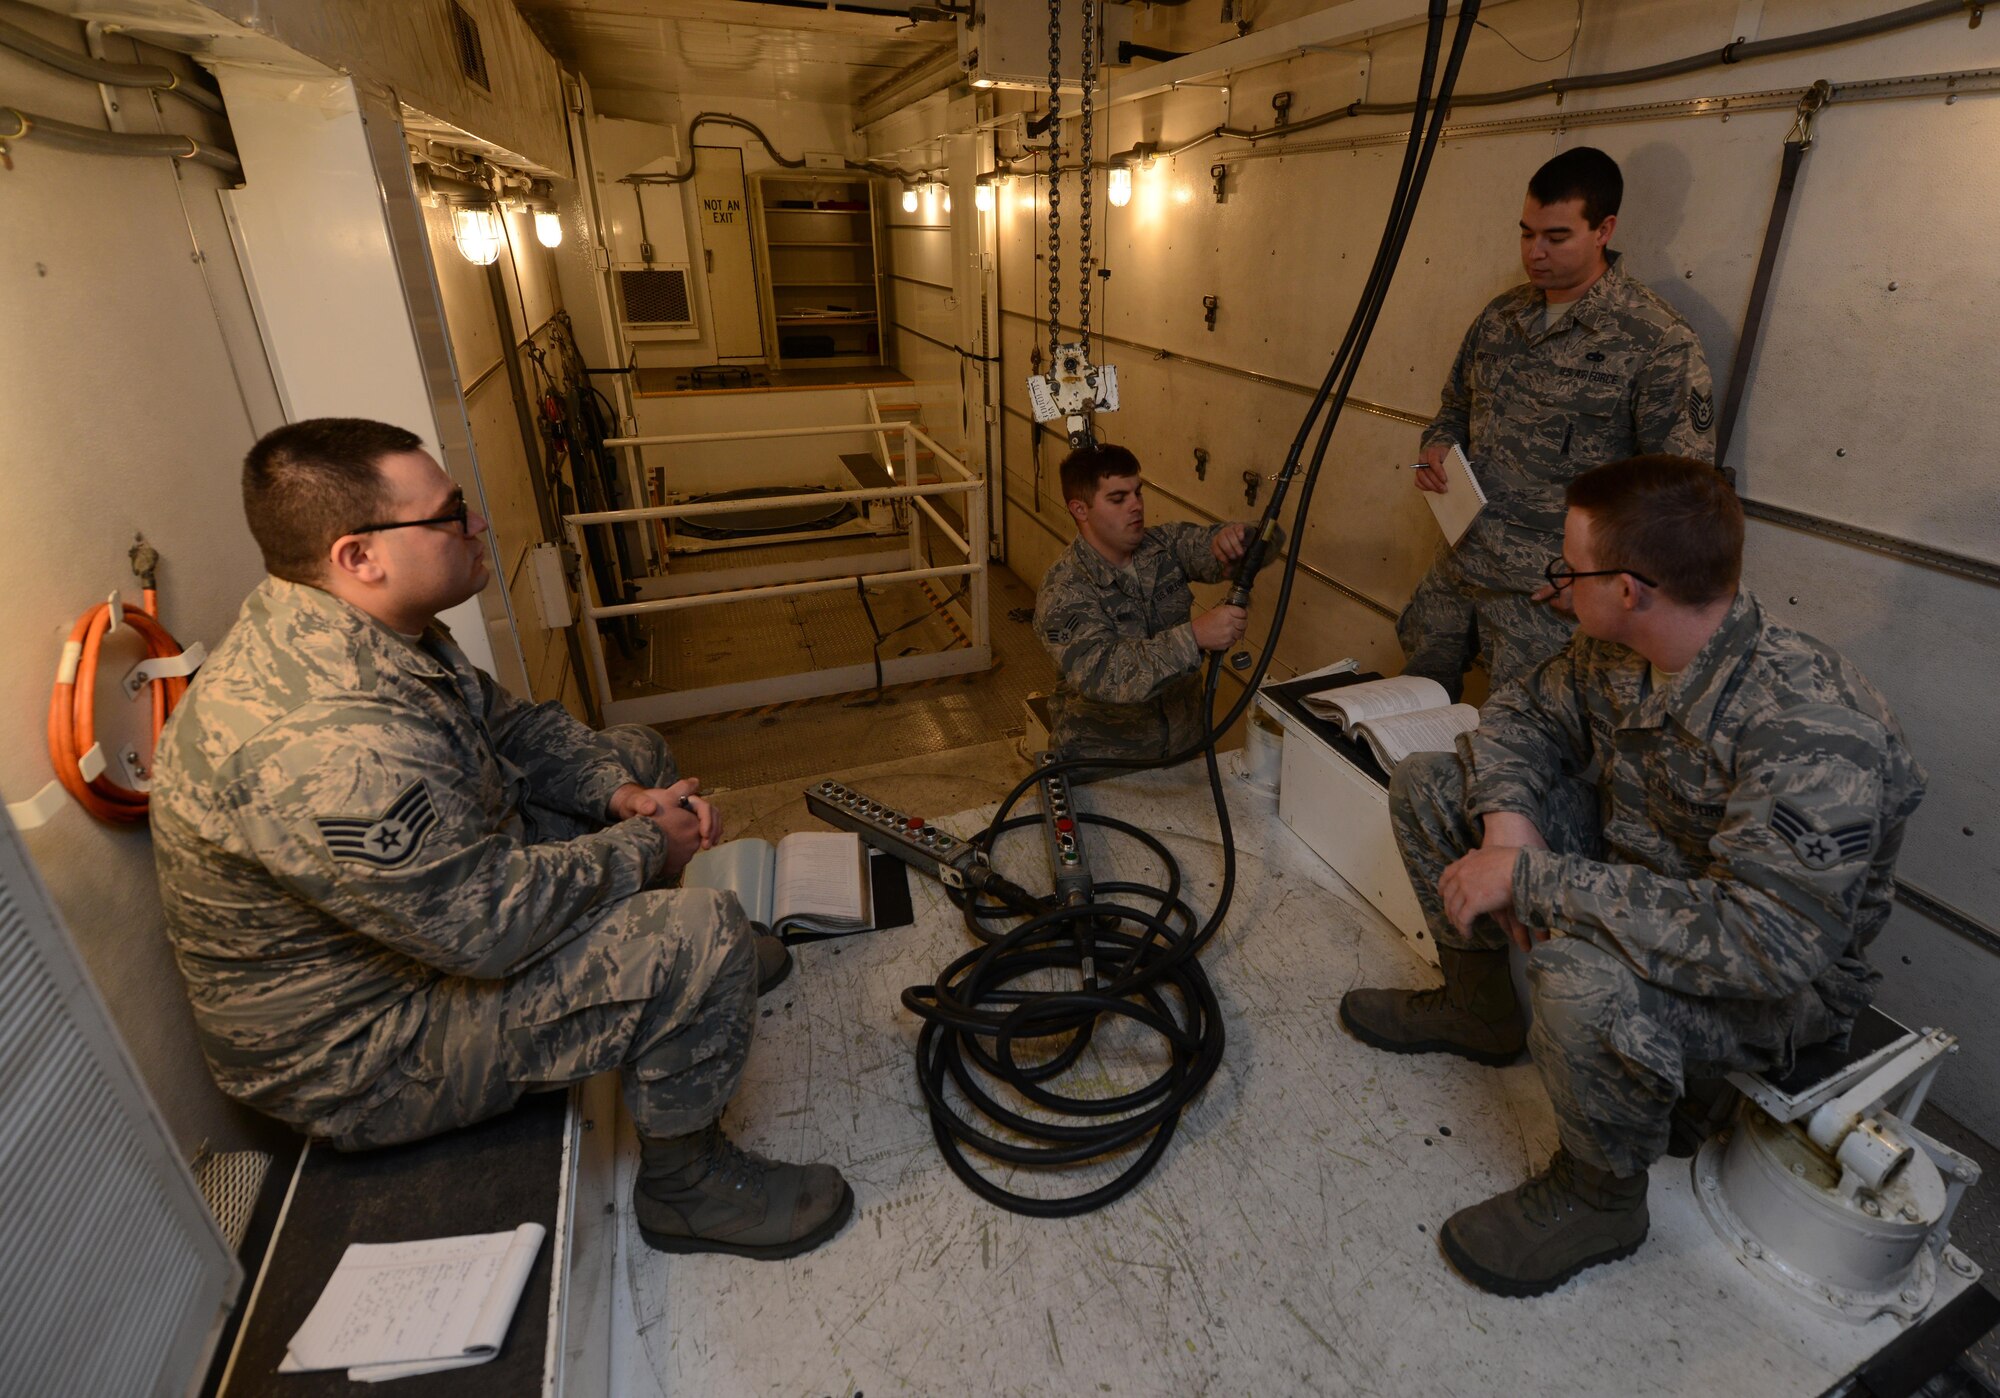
280, 1223, 544, 1382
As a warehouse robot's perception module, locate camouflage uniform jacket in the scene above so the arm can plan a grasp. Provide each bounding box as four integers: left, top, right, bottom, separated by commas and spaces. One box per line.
1035, 522, 1270, 762
151, 577, 673, 1123
1467, 589, 1925, 1016
1425, 252, 1716, 582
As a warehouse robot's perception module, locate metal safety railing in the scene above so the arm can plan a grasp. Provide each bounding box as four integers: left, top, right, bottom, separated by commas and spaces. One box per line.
567, 419, 991, 724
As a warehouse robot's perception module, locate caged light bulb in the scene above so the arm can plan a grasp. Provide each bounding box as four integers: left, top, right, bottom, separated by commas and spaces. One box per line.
975, 182, 994, 212
453, 206, 503, 265
1107, 166, 1133, 208
902, 187, 919, 213
534, 209, 562, 248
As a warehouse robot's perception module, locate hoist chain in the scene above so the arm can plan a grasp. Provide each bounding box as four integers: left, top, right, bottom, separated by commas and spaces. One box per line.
1075, 0, 1096, 343
1045, 0, 1063, 367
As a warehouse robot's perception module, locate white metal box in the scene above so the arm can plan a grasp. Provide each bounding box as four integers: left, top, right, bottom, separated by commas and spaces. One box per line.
1259, 685, 1436, 967
962, 0, 1134, 90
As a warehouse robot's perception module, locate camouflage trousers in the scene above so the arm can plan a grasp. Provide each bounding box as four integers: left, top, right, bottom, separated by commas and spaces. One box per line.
1053, 672, 1209, 782
1395, 536, 1575, 701
323, 725, 757, 1150
1390, 750, 1837, 1177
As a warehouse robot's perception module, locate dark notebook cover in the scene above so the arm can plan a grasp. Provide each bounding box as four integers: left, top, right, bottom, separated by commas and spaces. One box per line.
780, 849, 913, 944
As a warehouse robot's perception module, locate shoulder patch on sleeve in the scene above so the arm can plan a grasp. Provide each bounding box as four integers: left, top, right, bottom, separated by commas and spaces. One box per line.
316, 780, 439, 870
1770, 798, 1872, 871
1687, 387, 1715, 432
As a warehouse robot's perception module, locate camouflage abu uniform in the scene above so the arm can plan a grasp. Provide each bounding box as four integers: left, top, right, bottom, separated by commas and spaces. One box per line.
1399, 252, 1716, 697
1391, 589, 1925, 1176
1034, 521, 1278, 766
151, 578, 755, 1149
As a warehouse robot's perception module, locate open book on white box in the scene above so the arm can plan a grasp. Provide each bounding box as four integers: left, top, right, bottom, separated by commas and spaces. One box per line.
280, 1223, 543, 1382
683, 831, 873, 937
1423, 443, 1488, 547
1299, 675, 1480, 772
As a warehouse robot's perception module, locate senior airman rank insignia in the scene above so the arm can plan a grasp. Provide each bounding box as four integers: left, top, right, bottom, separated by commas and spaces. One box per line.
316, 781, 439, 870
1770, 798, 1872, 871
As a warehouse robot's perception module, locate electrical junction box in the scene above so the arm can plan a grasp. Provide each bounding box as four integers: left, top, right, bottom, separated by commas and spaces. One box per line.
803, 150, 847, 170
529, 543, 573, 630
961, 0, 1134, 90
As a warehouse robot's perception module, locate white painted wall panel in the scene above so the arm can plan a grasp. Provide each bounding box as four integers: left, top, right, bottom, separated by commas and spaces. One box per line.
0, 14, 282, 1156
885, 226, 955, 287
1726, 98, 2000, 545
204, 0, 570, 173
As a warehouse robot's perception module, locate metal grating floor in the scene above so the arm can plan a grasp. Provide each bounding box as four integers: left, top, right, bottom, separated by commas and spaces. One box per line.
649, 564, 1055, 792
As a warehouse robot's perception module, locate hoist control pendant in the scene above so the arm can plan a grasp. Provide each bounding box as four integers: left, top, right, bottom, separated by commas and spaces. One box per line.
1028, 342, 1119, 448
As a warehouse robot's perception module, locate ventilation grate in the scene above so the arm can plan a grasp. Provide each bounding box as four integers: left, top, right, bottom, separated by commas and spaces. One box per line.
449, 1, 490, 90
0, 817, 240, 1398
194, 1149, 273, 1253
619, 267, 694, 326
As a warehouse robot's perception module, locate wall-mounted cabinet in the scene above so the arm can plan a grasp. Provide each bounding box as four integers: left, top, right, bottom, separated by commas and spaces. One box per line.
751, 173, 885, 371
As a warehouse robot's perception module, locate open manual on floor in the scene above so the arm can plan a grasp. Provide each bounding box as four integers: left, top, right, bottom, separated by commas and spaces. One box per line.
1300, 675, 1481, 772
279, 1223, 544, 1382
684, 830, 873, 937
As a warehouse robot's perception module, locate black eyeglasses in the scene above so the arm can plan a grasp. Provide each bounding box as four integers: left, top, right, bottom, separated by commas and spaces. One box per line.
1545, 557, 1657, 591
353, 494, 472, 537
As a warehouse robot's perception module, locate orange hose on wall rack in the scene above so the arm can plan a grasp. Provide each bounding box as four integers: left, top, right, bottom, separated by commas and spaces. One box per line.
47, 587, 189, 823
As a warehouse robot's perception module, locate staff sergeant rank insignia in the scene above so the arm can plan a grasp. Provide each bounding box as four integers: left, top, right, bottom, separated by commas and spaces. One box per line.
316, 780, 440, 870
1770, 797, 1872, 871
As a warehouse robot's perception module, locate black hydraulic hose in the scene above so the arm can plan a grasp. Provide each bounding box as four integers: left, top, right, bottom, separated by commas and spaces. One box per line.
0, 16, 224, 115
1168, 0, 1966, 155
899, 0, 1479, 1217
622, 111, 808, 186
0, 103, 239, 173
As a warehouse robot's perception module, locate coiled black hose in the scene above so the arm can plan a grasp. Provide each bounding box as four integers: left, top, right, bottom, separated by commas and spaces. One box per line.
899, 0, 1483, 1217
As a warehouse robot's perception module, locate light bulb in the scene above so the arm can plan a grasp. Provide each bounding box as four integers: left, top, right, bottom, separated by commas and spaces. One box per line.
942, 188, 951, 212
1107, 166, 1132, 208
902, 187, 918, 213
534, 210, 562, 248
975, 182, 994, 212
453, 206, 502, 265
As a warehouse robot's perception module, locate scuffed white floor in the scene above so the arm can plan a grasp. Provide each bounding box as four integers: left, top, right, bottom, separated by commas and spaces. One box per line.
603, 758, 1920, 1397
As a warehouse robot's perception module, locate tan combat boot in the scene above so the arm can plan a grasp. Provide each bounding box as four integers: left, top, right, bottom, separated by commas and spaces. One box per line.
1439, 1148, 1650, 1297
1337, 945, 1526, 1065
635, 1122, 853, 1260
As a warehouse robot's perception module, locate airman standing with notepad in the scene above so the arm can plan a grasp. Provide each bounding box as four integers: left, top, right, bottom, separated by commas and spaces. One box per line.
1398, 146, 1716, 701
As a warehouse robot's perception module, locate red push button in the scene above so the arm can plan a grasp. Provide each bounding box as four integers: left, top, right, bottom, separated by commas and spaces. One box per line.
1056, 817, 1074, 833
907, 817, 924, 830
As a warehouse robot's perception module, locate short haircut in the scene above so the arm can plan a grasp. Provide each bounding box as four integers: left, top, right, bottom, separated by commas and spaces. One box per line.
1528, 146, 1623, 227
1059, 443, 1141, 505
1565, 455, 1743, 606
242, 419, 423, 583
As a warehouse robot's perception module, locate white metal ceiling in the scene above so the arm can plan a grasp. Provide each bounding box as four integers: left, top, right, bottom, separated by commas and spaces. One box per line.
513, 0, 954, 104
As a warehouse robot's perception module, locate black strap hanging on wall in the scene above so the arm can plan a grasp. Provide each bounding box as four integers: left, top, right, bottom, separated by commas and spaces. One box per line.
1715, 79, 1830, 477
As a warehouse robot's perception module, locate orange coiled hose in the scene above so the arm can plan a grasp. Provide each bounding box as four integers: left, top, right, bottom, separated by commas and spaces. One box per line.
47, 587, 190, 823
